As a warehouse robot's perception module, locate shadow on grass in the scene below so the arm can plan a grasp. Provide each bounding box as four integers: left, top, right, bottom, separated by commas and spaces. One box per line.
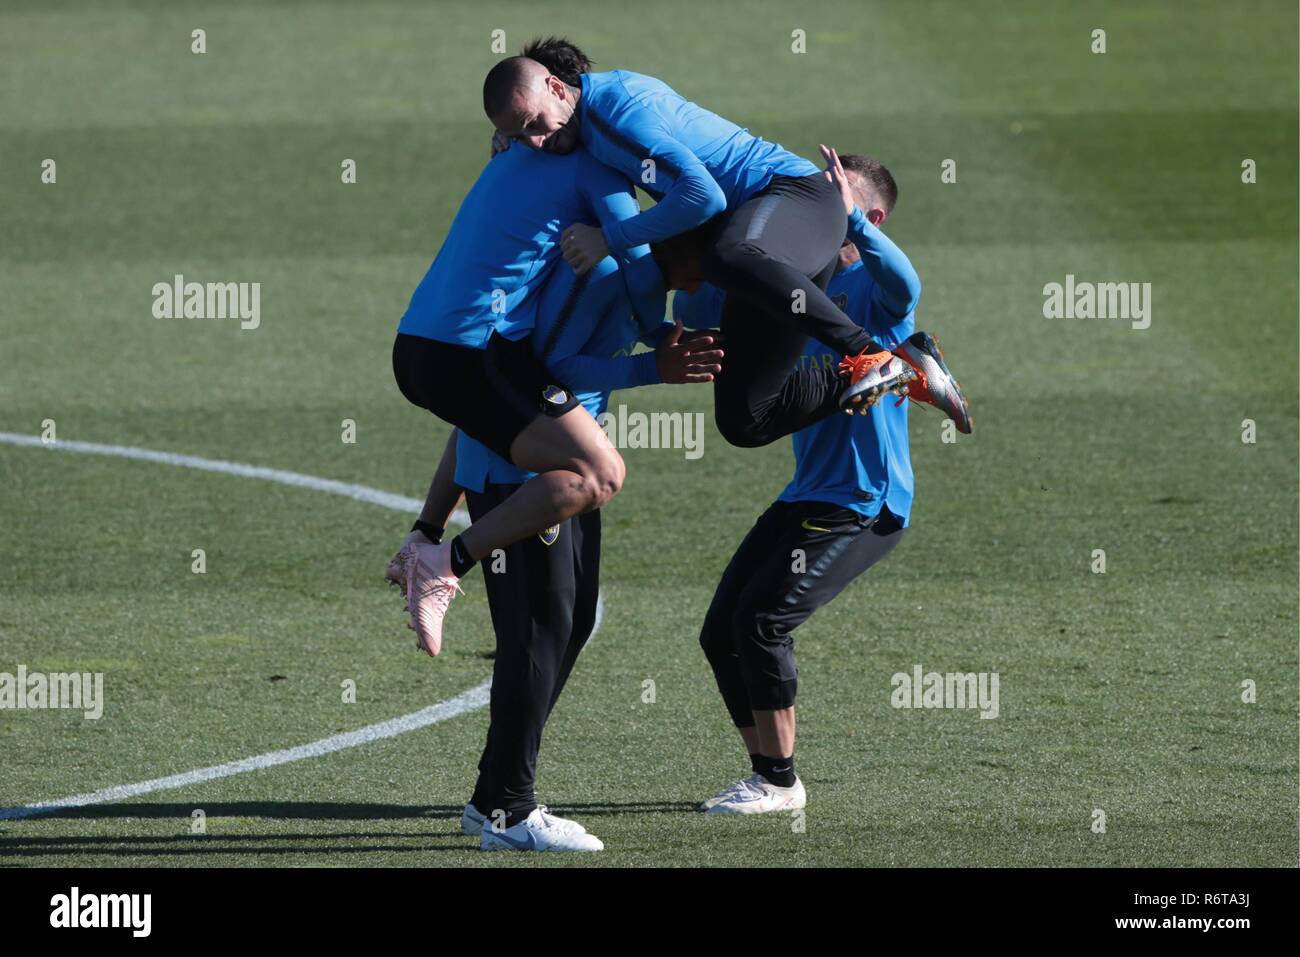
0, 800, 701, 858
16, 802, 465, 822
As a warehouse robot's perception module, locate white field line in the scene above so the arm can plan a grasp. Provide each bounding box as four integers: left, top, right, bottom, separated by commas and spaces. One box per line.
0, 431, 465, 524
0, 684, 492, 821
0, 431, 598, 821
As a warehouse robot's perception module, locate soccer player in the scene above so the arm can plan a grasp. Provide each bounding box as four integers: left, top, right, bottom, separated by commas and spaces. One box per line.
391, 41, 668, 656
677, 152, 922, 814
482, 55, 972, 453
394, 251, 720, 852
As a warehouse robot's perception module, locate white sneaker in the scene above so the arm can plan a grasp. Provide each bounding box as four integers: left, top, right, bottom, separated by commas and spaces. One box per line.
461, 803, 586, 837
704, 774, 806, 815
536, 805, 587, 835
701, 774, 762, 811
480, 807, 604, 852
460, 803, 486, 836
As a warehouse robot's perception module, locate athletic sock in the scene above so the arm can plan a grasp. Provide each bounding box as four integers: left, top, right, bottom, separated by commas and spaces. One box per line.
758, 754, 796, 789
748, 752, 763, 776
412, 519, 444, 544
448, 534, 477, 578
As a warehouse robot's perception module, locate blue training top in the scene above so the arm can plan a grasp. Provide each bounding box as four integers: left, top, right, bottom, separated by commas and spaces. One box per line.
577, 70, 818, 253
455, 254, 668, 491
398, 145, 664, 348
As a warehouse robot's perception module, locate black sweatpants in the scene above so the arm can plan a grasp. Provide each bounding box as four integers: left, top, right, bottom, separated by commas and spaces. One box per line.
465, 482, 602, 827
704, 173, 879, 449
699, 500, 904, 724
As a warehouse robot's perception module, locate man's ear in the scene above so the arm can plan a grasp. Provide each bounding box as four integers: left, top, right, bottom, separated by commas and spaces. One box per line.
867, 207, 887, 227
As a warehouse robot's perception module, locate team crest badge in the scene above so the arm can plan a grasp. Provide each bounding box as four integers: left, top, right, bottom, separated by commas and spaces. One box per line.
831, 293, 849, 310
542, 385, 569, 405
538, 525, 561, 546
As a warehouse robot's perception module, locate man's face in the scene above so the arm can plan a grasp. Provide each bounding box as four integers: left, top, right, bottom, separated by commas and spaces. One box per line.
491, 76, 580, 154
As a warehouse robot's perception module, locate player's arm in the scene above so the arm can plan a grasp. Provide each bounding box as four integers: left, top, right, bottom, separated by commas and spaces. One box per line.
399, 430, 464, 549
538, 264, 721, 390
846, 208, 922, 320
564, 94, 725, 264
549, 320, 721, 391
533, 260, 656, 392
579, 158, 668, 330
821, 144, 921, 320
549, 345, 661, 393
594, 117, 725, 252
420, 431, 464, 528
671, 282, 727, 331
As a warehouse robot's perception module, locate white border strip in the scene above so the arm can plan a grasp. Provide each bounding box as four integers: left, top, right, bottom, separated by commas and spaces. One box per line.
0, 432, 594, 821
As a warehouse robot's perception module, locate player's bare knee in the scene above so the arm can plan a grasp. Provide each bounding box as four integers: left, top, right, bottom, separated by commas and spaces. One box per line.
590, 453, 624, 506
567, 452, 622, 511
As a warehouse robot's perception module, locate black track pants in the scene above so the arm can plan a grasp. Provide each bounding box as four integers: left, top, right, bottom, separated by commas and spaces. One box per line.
465, 482, 601, 826
703, 173, 879, 448
699, 500, 903, 723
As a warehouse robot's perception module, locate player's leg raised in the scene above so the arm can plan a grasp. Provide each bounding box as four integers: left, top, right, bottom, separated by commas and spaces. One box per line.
457, 405, 623, 563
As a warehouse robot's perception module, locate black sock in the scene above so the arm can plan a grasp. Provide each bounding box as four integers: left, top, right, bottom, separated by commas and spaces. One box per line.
758, 754, 796, 789
448, 534, 477, 578
748, 752, 763, 775
412, 519, 444, 544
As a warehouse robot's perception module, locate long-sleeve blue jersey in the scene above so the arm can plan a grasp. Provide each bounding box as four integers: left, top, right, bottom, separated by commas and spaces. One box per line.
455, 255, 669, 492
398, 145, 665, 348
576, 71, 818, 253
674, 209, 919, 523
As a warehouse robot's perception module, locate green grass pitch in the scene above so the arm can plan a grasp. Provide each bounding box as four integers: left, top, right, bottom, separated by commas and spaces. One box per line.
0, 0, 1295, 867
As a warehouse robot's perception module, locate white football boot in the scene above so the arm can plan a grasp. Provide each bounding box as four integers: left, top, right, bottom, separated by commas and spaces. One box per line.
704, 774, 806, 815
701, 774, 762, 811
461, 803, 587, 837
480, 807, 604, 852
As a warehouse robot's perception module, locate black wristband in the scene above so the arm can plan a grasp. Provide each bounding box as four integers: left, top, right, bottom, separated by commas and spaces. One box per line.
411, 520, 444, 544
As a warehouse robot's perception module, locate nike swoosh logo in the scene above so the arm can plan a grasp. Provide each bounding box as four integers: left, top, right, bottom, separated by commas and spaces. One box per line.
800, 520, 832, 532
490, 829, 538, 851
